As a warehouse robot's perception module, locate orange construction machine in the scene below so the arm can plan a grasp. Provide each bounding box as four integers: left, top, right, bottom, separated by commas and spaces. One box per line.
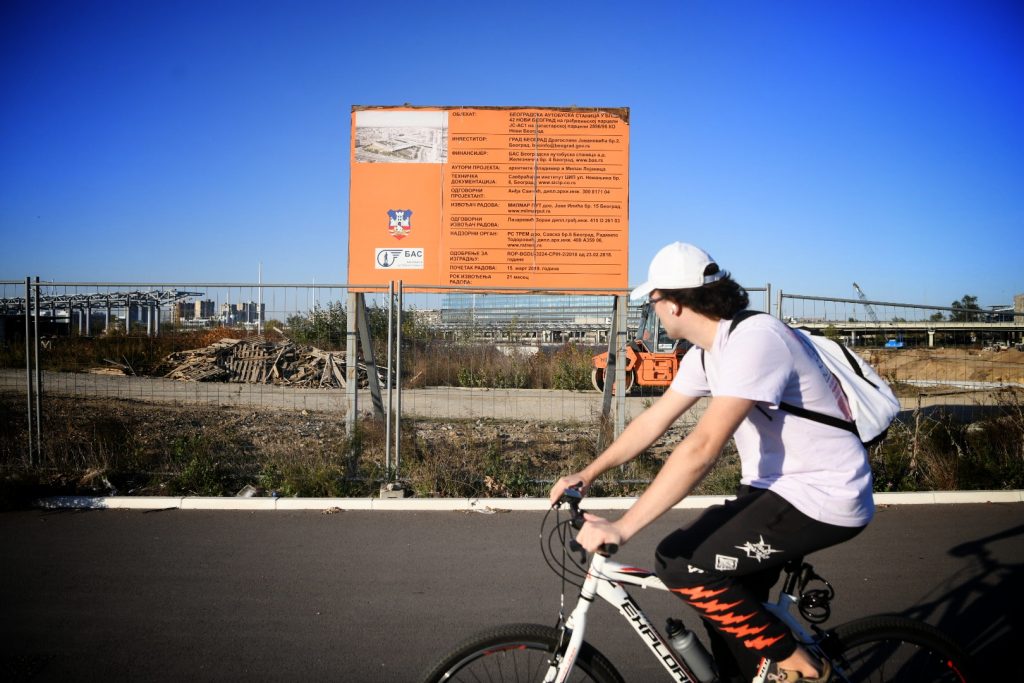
591, 302, 689, 394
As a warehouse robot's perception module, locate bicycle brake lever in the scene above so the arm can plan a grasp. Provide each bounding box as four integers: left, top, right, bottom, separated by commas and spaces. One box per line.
559, 485, 584, 510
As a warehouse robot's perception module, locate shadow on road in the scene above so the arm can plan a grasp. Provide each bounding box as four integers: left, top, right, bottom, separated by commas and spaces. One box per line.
902, 523, 1024, 678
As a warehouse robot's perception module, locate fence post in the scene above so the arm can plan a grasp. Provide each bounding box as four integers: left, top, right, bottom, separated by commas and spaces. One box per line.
33, 277, 42, 462
345, 290, 358, 434
24, 277, 34, 466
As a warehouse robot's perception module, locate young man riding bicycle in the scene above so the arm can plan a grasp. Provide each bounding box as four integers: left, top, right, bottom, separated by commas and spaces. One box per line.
550, 242, 873, 683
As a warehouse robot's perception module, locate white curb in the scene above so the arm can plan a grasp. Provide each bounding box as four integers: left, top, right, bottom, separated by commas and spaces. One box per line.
34, 490, 1024, 511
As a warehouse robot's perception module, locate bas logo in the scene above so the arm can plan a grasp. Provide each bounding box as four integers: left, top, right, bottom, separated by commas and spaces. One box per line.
387, 209, 412, 240
376, 249, 404, 268
375, 248, 425, 270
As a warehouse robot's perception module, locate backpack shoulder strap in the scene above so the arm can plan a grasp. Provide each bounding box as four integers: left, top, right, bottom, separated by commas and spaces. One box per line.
740, 316, 862, 438
728, 308, 765, 334
777, 400, 859, 435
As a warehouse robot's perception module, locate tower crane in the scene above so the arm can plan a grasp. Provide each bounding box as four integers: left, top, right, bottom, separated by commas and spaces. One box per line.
854, 283, 904, 347
852, 282, 880, 323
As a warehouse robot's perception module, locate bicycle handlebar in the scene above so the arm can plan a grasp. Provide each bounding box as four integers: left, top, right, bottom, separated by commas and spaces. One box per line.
556, 484, 619, 556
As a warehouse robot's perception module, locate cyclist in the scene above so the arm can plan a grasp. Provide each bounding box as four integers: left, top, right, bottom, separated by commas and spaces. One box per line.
550, 242, 873, 683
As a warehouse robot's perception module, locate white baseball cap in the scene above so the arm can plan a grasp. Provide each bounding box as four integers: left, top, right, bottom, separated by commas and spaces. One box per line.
629, 242, 725, 301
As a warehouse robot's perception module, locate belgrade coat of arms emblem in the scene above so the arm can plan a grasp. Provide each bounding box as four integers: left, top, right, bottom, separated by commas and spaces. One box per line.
387, 209, 412, 240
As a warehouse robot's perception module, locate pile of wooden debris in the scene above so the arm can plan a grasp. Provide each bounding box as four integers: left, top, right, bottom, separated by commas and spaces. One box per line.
156, 337, 383, 388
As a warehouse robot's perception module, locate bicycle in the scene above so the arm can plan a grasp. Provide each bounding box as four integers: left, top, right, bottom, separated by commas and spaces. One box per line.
422, 488, 973, 682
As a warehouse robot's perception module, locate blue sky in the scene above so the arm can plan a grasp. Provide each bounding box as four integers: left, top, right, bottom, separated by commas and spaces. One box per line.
2, 0, 1021, 308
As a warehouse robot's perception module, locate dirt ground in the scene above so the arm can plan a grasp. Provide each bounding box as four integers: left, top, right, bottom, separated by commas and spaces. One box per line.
865, 346, 1024, 385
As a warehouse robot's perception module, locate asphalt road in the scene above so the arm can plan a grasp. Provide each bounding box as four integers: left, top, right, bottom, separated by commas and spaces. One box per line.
2, 503, 1021, 681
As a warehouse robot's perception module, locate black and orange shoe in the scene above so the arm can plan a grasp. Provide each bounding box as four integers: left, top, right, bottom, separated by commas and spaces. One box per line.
752, 654, 831, 683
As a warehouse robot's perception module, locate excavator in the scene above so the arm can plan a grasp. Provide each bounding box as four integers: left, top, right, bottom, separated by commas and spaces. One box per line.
591, 301, 689, 394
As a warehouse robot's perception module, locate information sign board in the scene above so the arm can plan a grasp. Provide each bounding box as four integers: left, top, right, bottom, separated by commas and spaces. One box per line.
348, 106, 629, 290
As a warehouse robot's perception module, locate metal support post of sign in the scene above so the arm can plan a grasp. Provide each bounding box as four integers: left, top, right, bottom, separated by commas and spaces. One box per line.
776, 289, 784, 321
599, 300, 618, 445
345, 290, 358, 435
614, 294, 628, 439
380, 281, 405, 498
394, 281, 404, 481
384, 282, 395, 475
765, 283, 772, 314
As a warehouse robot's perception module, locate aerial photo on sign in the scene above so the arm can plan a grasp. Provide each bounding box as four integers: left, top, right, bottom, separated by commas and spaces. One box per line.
348, 105, 630, 291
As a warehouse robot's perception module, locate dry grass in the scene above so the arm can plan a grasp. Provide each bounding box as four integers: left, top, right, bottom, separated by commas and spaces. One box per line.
0, 394, 736, 504
404, 341, 596, 390
870, 387, 1024, 492
2, 385, 1022, 507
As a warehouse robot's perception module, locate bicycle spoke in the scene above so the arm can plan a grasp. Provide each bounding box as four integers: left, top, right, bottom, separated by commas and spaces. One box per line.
422, 625, 618, 683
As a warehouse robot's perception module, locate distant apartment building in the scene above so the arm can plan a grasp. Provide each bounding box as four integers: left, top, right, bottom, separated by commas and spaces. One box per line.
173, 299, 216, 321
195, 299, 216, 318
221, 301, 265, 324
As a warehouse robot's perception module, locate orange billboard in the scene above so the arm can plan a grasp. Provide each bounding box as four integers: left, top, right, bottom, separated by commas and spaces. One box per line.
348, 106, 629, 290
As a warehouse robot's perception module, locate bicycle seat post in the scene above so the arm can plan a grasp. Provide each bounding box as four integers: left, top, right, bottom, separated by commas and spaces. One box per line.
781, 557, 806, 596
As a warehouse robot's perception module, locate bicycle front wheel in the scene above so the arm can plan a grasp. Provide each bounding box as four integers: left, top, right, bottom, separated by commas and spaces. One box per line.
827, 615, 973, 682
420, 623, 624, 683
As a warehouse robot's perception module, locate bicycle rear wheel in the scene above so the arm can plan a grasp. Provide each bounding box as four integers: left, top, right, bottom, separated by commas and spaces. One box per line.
826, 615, 973, 682
420, 623, 624, 683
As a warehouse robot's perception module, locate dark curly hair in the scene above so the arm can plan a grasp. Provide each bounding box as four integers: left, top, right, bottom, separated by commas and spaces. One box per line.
658, 264, 749, 320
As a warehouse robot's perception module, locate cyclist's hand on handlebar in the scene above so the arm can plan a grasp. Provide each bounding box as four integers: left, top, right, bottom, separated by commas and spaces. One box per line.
548, 473, 590, 507
576, 513, 624, 554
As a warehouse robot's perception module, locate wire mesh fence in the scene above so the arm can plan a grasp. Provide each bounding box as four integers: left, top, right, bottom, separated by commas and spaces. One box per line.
779, 291, 1024, 411
2, 279, 1022, 497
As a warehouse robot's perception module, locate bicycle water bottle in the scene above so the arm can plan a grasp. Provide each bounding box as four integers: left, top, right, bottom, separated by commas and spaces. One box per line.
666, 618, 716, 683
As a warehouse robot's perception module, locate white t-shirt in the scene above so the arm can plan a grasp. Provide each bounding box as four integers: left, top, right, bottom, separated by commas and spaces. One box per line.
670, 314, 874, 527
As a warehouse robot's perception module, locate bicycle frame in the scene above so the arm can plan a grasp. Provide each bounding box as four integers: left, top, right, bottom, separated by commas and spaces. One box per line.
545, 553, 818, 683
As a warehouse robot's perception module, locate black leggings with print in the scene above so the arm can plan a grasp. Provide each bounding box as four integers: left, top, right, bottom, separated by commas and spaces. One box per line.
654, 486, 865, 682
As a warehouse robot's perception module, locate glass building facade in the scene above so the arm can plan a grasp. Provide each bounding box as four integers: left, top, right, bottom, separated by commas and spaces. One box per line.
438, 293, 647, 345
